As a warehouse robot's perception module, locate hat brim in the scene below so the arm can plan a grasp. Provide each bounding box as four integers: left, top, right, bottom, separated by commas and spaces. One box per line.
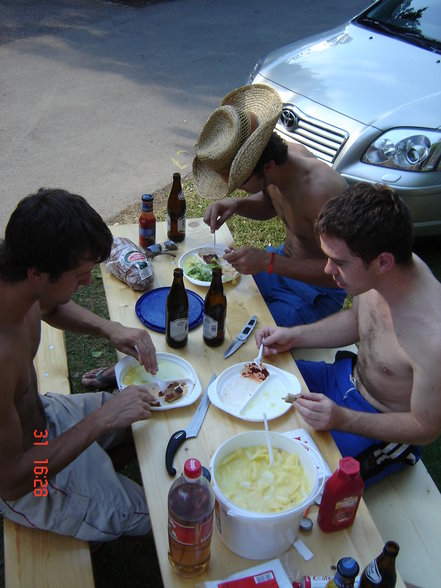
193, 84, 282, 200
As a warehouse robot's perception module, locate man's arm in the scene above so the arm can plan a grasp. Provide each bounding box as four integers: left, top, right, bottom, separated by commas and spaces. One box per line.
204, 191, 276, 232
295, 366, 441, 446
256, 300, 359, 354
0, 382, 155, 501
41, 300, 157, 373
223, 247, 335, 287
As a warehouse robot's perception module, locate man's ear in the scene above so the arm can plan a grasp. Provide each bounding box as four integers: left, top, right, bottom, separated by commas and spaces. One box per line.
263, 160, 276, 173
376, 252, 395, 274
27, 267, 43, 284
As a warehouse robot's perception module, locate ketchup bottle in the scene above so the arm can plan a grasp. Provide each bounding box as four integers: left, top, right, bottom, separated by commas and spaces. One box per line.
317, 457, 364, 532
139, 193, 156, 249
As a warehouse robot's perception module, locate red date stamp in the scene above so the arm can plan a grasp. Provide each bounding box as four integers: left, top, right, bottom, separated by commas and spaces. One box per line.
33, 429, 48, 497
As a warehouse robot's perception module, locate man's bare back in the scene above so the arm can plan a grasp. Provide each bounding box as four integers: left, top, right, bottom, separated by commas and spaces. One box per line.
0, 300, 45, 452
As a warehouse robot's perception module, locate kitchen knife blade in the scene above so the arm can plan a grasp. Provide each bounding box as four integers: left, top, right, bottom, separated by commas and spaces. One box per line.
223, 315, 257, 359
165, 372, 216, 476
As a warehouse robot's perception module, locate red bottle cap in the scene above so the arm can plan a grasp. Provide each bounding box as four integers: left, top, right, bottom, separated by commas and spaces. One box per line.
338, 456, 360, 477
184, 458, 202, 479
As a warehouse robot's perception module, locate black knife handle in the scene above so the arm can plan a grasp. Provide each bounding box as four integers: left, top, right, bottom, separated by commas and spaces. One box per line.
165, 430, 187, 477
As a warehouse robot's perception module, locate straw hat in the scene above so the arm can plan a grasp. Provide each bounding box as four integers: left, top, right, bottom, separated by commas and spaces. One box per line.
193, 84, 282, 199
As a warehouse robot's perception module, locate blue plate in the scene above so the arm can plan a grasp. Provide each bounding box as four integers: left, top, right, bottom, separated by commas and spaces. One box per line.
135, 287, 204, 333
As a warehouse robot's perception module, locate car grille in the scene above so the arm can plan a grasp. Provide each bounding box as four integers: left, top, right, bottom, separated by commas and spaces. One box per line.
278, 104, 348, 164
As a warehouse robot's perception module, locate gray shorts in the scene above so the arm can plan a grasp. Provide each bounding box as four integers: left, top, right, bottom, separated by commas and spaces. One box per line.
0, 392, 150, 541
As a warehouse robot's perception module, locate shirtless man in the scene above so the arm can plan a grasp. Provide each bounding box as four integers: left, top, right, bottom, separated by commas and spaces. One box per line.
0, 188, 159, 541
256, 183, 441, 486
193, 85, 347, 326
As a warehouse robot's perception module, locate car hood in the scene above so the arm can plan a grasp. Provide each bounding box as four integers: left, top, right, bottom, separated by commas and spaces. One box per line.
258, 22, 441, 129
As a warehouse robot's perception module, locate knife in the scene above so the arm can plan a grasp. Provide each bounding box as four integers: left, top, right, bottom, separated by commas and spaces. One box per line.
165, 373, 216, 476
224, 315, 257, 359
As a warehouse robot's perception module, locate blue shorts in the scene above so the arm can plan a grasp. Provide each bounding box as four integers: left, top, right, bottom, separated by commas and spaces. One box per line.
253, 245, 346, 326
296, 358, 421, 487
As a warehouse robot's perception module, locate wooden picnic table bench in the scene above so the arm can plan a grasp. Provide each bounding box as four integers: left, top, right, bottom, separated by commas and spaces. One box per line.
3, 322, 95, 588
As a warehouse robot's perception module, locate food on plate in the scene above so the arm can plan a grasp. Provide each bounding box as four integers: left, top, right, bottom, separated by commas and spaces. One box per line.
241, 383, 288, 419
215, 445, 311, 513
182, 249, 237, 283
241, 362, 269, 382
122, 362, 191, 406
161, 382, 185, 403
283, 391, 302, 404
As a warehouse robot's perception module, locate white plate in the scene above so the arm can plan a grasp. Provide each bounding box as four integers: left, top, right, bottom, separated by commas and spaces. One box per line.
208, 362, 301, 422
178, 244, 239, 287
115, 352, 202, 411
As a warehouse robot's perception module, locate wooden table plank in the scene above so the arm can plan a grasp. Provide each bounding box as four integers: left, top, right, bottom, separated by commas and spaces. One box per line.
101, 220, 405, 587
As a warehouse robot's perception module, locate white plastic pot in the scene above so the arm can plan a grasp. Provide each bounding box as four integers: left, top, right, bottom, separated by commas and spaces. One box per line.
210, 431, 323, 560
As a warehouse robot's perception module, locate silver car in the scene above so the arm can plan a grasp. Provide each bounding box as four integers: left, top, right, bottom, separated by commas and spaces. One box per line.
249, 0, 441, 236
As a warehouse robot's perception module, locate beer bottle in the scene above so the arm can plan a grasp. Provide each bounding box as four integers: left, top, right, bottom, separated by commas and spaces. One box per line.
167, 172, 186, 242
168, 458, 215, 577
166, 268, 189, 348
359, 541, 399, 587
139, 193, 156, 249
203, 267, 226, 347
326, 557, 360, 587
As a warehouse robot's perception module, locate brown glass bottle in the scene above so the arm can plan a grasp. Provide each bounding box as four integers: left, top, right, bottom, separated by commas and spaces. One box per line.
203, 267, 226, 347
167, 172, 186, 242
139, 193, 156, 249
359, 541, 399, 587
166, 268, 189, 348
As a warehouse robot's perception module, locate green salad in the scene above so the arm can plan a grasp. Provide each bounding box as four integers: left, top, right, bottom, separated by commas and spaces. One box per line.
184, 258, 217, 282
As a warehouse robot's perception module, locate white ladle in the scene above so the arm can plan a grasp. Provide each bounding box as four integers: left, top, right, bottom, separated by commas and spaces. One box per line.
263, 412, 274, 466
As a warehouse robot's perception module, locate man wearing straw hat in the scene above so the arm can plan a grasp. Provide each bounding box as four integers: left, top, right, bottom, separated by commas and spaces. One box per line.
194, 84, 347, 327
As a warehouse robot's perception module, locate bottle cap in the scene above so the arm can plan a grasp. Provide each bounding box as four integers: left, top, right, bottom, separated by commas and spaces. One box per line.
142, 193, 153, 202
337, 557, 359, 579
184, 458, 202, 479
299, 516, 313, 532
338, 456, 360, 477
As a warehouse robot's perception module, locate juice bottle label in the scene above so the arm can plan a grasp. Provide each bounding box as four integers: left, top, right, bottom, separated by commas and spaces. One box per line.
168, 513, 213, 545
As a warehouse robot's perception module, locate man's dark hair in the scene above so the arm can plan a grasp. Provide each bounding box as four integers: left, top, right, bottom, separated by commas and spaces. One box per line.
252, 132, 288, 177
315, 183, 414, 265
0, 188, 113, 282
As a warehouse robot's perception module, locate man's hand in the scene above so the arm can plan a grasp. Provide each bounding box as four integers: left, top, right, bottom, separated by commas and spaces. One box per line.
203, 200, 237, 232
108, 324, 158, 374
255, 326, 295, 355
99, 385, 157, 430
294, 391, 343, 431
223, 247, 269, 275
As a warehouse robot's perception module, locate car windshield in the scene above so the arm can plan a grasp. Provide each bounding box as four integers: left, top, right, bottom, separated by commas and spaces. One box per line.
356, 0, 441, 52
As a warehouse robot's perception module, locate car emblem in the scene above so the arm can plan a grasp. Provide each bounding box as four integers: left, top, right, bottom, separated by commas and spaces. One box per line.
280, 107, 299, 131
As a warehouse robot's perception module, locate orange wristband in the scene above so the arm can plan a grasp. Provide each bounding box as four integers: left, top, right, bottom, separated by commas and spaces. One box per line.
268, 252, 276, 274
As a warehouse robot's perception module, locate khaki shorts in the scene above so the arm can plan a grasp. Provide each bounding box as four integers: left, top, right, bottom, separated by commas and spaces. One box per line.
0, 392, 150, 541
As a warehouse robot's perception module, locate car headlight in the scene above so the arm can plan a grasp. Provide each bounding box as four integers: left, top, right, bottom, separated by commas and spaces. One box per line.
362, 129, 441, 172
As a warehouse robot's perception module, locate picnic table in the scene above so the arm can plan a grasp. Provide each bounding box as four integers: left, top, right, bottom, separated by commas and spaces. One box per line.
101, 218, 405, 587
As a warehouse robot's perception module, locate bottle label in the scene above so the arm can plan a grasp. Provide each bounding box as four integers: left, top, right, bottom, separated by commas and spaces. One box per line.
177, 215, 186, 233
169, 318, 188, 341
331, 495, 360, 525
178, 189, 185, 201
121, 249, 153, 279
364, 560, 382, 583
168, 513, 214, 546
203, 315, 218, 339
139, 226, 155, 247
